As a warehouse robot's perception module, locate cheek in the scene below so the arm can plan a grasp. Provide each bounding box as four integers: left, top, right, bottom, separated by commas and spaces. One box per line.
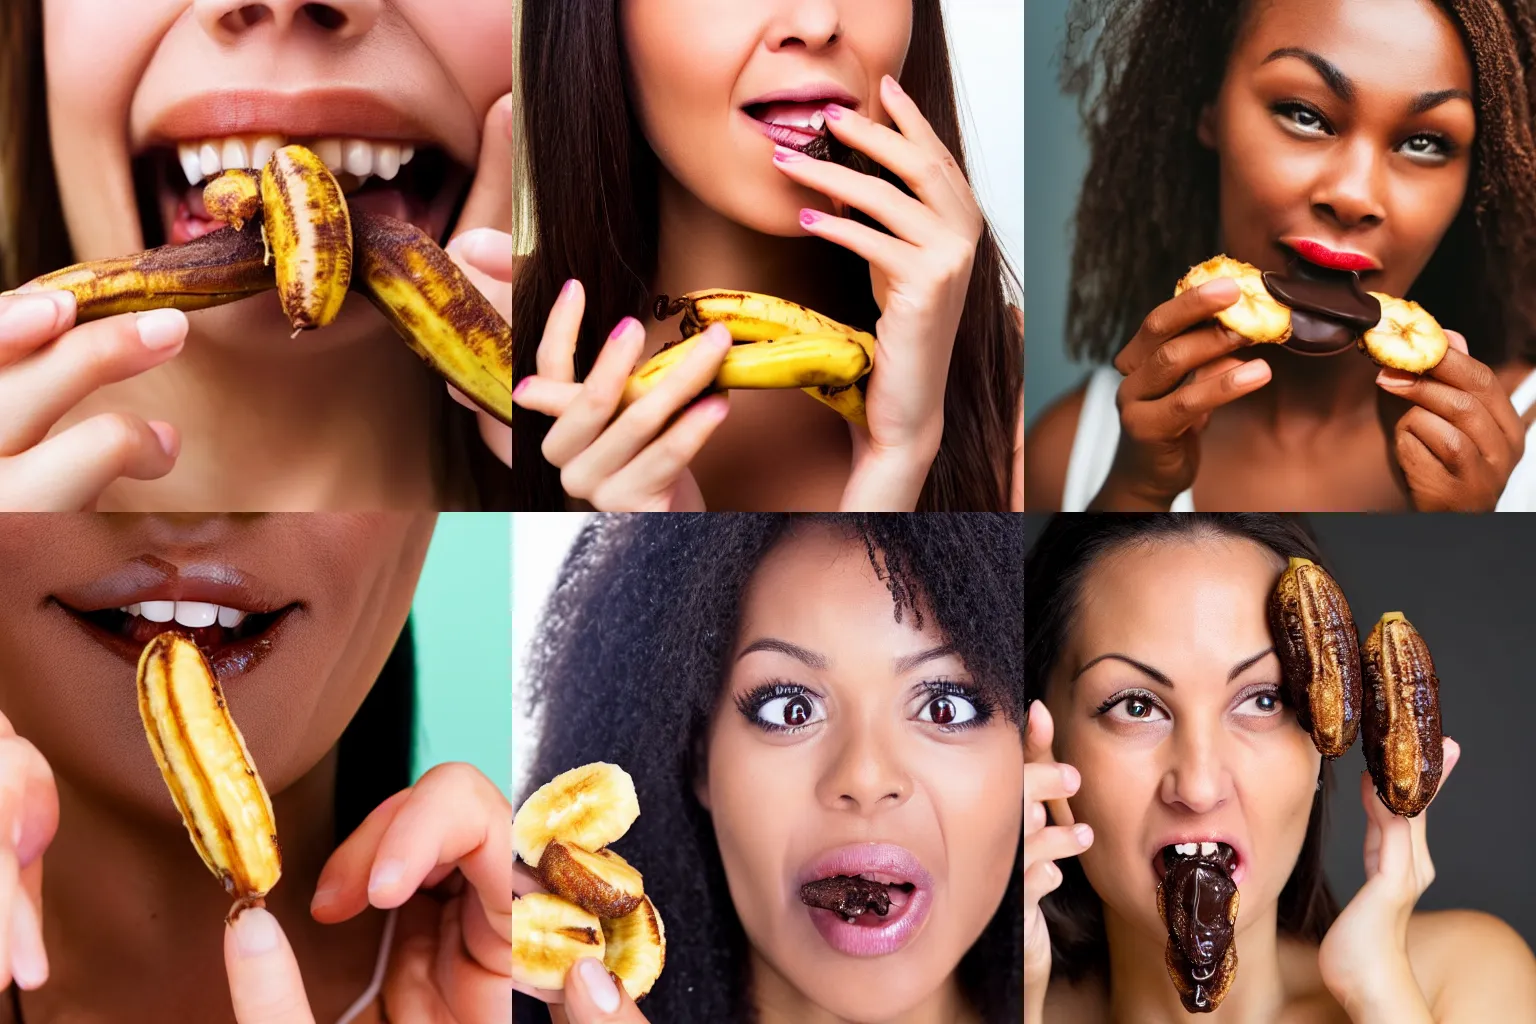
703, 723, 803, 929
621, 0, 748, 154
403, 0, 513, 104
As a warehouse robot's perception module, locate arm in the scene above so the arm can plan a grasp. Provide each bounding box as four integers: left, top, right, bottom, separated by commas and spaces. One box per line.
1023, 385, 1087, 512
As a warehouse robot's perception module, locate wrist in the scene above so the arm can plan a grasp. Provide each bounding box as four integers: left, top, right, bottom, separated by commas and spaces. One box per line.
842, 438, 939, 511
1329, 959, 1432, 1024
1088, 470, 1178, 511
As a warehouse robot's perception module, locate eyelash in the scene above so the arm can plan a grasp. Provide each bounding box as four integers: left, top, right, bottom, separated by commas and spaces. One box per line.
1091, 685, 1282, 721
735, 679, 996, 735
1272, 100, 1456, 160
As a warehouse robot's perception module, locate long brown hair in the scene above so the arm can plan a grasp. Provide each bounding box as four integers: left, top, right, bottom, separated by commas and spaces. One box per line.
0, 0, 510, 510
1061, 0, 1536, 366
1024, 514, 1340, 983
512, 0, 1023, 511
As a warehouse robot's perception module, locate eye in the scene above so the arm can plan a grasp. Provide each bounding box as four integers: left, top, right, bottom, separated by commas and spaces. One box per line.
917, 694, 979, 727
1097, 691, 1170, 723
1399, 133, 1452, 164
1274, 101, 1332, 137
1233, 687, 1283, 717
755, 693, 825, 729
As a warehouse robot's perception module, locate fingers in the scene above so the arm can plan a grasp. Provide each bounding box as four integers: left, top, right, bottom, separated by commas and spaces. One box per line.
1121, 322, 1258, 403
1385, 345, 1526, 455
587, 395, 729, 508
538, 320, 647, 467
513, 860, 550, 898
0, 293, 75, 369
224, 908, 317, 1024
795, 208, 919, 274
817, 97, 979, 228
1023, 859, 1065, 910
1115, 280, 1241, 376
773, 147, 944, 246
511, 377, 582, 418
877, 76, 974, 202
1023, 700, 1057, 762
2, 412, 179, 510
561, 958, 651, 1023
450, 93, 515, 241
447, 229, 518, 283
1397, 407, 1481, 478
0, 308, 187, 456
1025, 823, 1093, 874
536, 280, 587, 382
1127, 358, 1272, 441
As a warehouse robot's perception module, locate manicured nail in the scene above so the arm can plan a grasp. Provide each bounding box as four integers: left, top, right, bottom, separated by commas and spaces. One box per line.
368, 859, 406, 897
1376, 370, 1412, 389
310, 885, 338, 913
0, 295, 66, 336
578, 957, 621, 1013
148, 422, 179, 459
513, 376, 532, 396
135, 309, 186, 351
1074, 823, 1094, 846
1232, 361, 1268, 386
561, 278, 579, 299
882, 74, 905, 96
1060, 764, 1080, 791
773, 145, 803, 163
823, 104, 845, 120
800, 209, 822, 228
232, 907, 280, 957
609, 316, 639, 341
1199, 278, 1238, 300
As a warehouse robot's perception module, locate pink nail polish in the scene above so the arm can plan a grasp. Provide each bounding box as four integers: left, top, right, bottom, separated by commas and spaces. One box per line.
561, 278, 578, 299
773, 146, 802, 163
513, 377, 531, 396
800, 209, 822, 228
609, 317, 639, 341
823, 104, 844, 121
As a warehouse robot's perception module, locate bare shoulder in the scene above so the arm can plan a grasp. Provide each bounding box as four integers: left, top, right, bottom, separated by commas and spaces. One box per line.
1024, 381, 1090, 511
1407, 909, 1536, 1014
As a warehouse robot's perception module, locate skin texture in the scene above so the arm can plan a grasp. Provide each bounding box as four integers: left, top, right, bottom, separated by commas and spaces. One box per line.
1027, 0, 1529, 512
516, 1, 992, 512
0, 513, 516, 1023
1024, 535, 1536, 1024
699, 526, 1020, 1022
12, 0, 514, 509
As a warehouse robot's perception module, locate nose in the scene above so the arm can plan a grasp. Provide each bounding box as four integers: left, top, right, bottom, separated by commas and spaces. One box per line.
195, 0, 380, 42
1311, 137, 1387, 230
815, 718, 912, 814
1158, 724, 1233, 815
766, 0, 842, 51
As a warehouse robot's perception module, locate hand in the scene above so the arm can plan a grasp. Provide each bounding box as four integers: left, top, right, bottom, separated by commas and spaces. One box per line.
1376, 334, 1524, 511
1091, 278, 1271, 510
511, 283, 732, 511
770, 75, 985, 511
1317, 738, 1460, 1020
0, 710, 58, 995
444, 93, 517, 466
226, 763, 512, 1023
1022, 701, 1093, 1024
0, 291, 186, 510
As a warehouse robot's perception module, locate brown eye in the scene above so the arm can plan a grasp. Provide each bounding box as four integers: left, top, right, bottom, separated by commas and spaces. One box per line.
930, 697, 956, 725
785, 695, 813, 726
918, 692, 979, 727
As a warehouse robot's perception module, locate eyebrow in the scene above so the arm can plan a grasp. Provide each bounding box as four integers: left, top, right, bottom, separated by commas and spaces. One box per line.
1071, 648, 1275, 688
1262, 47, 1471, 114
894, 644, 956, 675
736, 638, 828, 670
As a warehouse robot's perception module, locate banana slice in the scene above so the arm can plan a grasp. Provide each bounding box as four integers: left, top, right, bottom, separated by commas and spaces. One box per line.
513, 762, 640, 868
1360, 294, 1448, 374
512, 893, 606, 991
537, 840, 646, 919
1175, 255, 1292, 345
202, 170, 262, 231
602, 895, 667, 1002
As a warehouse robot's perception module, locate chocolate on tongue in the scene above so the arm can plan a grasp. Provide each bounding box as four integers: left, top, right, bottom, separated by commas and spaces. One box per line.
1159, 852, 1239, 1013
1261, 261, 1381, 355
800, 875, 892, 922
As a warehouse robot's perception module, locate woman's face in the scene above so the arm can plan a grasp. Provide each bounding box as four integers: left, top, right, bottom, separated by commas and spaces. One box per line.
620, 0, 912, 236
1047, 536, 1320, 949
700, 526, 1022, 1020
1202, 0, 1475, 299
42, 0, 510, 354
0, 513, 435, 819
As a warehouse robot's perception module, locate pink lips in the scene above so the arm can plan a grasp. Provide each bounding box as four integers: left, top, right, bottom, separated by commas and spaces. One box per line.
797, 843, 935, 957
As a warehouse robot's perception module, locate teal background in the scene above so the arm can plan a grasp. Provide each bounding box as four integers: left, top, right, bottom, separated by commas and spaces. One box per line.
410, 513, 512, 797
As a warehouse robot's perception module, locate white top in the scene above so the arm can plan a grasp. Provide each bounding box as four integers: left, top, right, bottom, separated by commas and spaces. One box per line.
1062, 365, 1536, 512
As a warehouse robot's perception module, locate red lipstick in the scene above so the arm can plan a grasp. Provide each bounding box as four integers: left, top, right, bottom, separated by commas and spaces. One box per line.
1284, 239, 1380, 273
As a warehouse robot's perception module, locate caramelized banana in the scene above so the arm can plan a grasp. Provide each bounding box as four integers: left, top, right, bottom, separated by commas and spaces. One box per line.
1175, 255, 1292, 345
1268, 557, 1362, 759
261, 144, 353, 332
1362, 612, 1444, 817
202, 170, 262, 231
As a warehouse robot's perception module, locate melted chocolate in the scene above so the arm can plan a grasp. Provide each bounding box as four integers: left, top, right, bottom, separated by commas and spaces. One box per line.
1262, 261, 1381, 355
800, 876, 892, 923
1159, 850, 1239, 1013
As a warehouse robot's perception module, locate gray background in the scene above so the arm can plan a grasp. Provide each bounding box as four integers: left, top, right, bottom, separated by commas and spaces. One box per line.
1025, 514, 1536, 945
1024, 0, 1095, 426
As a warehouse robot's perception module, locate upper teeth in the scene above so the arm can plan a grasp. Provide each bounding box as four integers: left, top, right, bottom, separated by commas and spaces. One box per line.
766, 111, 827, 132
176, 136, 417, 188
118, 602, 247, 628
1173, 842, 1221, 857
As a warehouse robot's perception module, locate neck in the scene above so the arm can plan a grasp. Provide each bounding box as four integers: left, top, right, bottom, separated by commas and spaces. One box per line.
21, 747, 385, 1024
749, 946, 978, 1024
88, 318, 442, 511
1103, 903, 1286, 1024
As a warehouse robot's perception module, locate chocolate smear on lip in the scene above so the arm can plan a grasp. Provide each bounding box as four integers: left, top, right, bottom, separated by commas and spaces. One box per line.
801, 875, 892, 923
1262, 259, 1382, 355
1157, 846, 1239, 1013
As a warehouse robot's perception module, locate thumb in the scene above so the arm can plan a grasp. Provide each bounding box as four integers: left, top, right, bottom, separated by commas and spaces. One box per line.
561, 958, 651, 1023
451, 93, 515, 243
224, 908, 318, 1024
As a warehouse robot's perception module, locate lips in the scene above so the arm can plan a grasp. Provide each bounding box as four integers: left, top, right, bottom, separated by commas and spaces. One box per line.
796, 843, 935, 957
1152, 838, 1246, 886
741, 84, 858, 157
1283, 238, 1380, 273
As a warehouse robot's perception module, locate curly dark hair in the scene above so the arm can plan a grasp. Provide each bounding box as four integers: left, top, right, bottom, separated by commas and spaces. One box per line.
512, 513, 1024, 1024
1061, 0, 1536, 365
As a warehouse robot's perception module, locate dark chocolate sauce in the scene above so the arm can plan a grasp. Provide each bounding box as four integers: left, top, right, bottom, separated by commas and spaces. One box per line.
801, 875, 893, 923
1160, 849, 1239, 1012
1262, 260, 1381, 356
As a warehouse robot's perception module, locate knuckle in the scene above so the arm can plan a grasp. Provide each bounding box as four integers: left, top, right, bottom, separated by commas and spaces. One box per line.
559, 463, 594, 498
1467, 361, 1496, 394
93, 412, 142, 458
1139, 309, 1168, 340
1151, 339, 1181, 375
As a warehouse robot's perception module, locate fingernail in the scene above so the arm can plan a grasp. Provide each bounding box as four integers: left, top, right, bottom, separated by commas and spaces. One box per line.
368, 859, 406, 897
773, 145, 803, 163
310, 885, 338, 913
561, 278, 579, 299
883, 74, 905, 96
800, 209, 822, 228
456, 228, 495, 263
500, 93, 516, 142
0, 295, 66, 335
1200, 278, 1238, 299
578, 957, 621, 1013
704, 324, 732, 350
1074, 823, 1094, 846
823, 104, 845, 121
134, 309, 185, 351
1376, 370, 1412, 389
148, 422, 179, 459
1232, 362, 1268, 386
513, 377, 532, 397
609, 317, 639, 341
10, 897, 46, 990
232, 907, 280, 957
1060, 764, 1081, 791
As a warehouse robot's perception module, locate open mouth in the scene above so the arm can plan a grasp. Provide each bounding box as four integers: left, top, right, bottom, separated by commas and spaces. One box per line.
745, 102, 835, 154
56, 598, 298, 680
1155, 841, 1240, 882
132, 134, 471, 249
797, 843, 934, 957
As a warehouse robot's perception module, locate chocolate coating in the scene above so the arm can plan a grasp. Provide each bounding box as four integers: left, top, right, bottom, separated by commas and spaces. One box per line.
800, 876, 892, 922
1158, 851, 1239, 1013
1262, 261, 1381, 356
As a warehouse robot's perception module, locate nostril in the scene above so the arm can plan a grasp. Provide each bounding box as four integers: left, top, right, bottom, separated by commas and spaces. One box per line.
301, 3, 348, 30
219, 4, 272, 32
